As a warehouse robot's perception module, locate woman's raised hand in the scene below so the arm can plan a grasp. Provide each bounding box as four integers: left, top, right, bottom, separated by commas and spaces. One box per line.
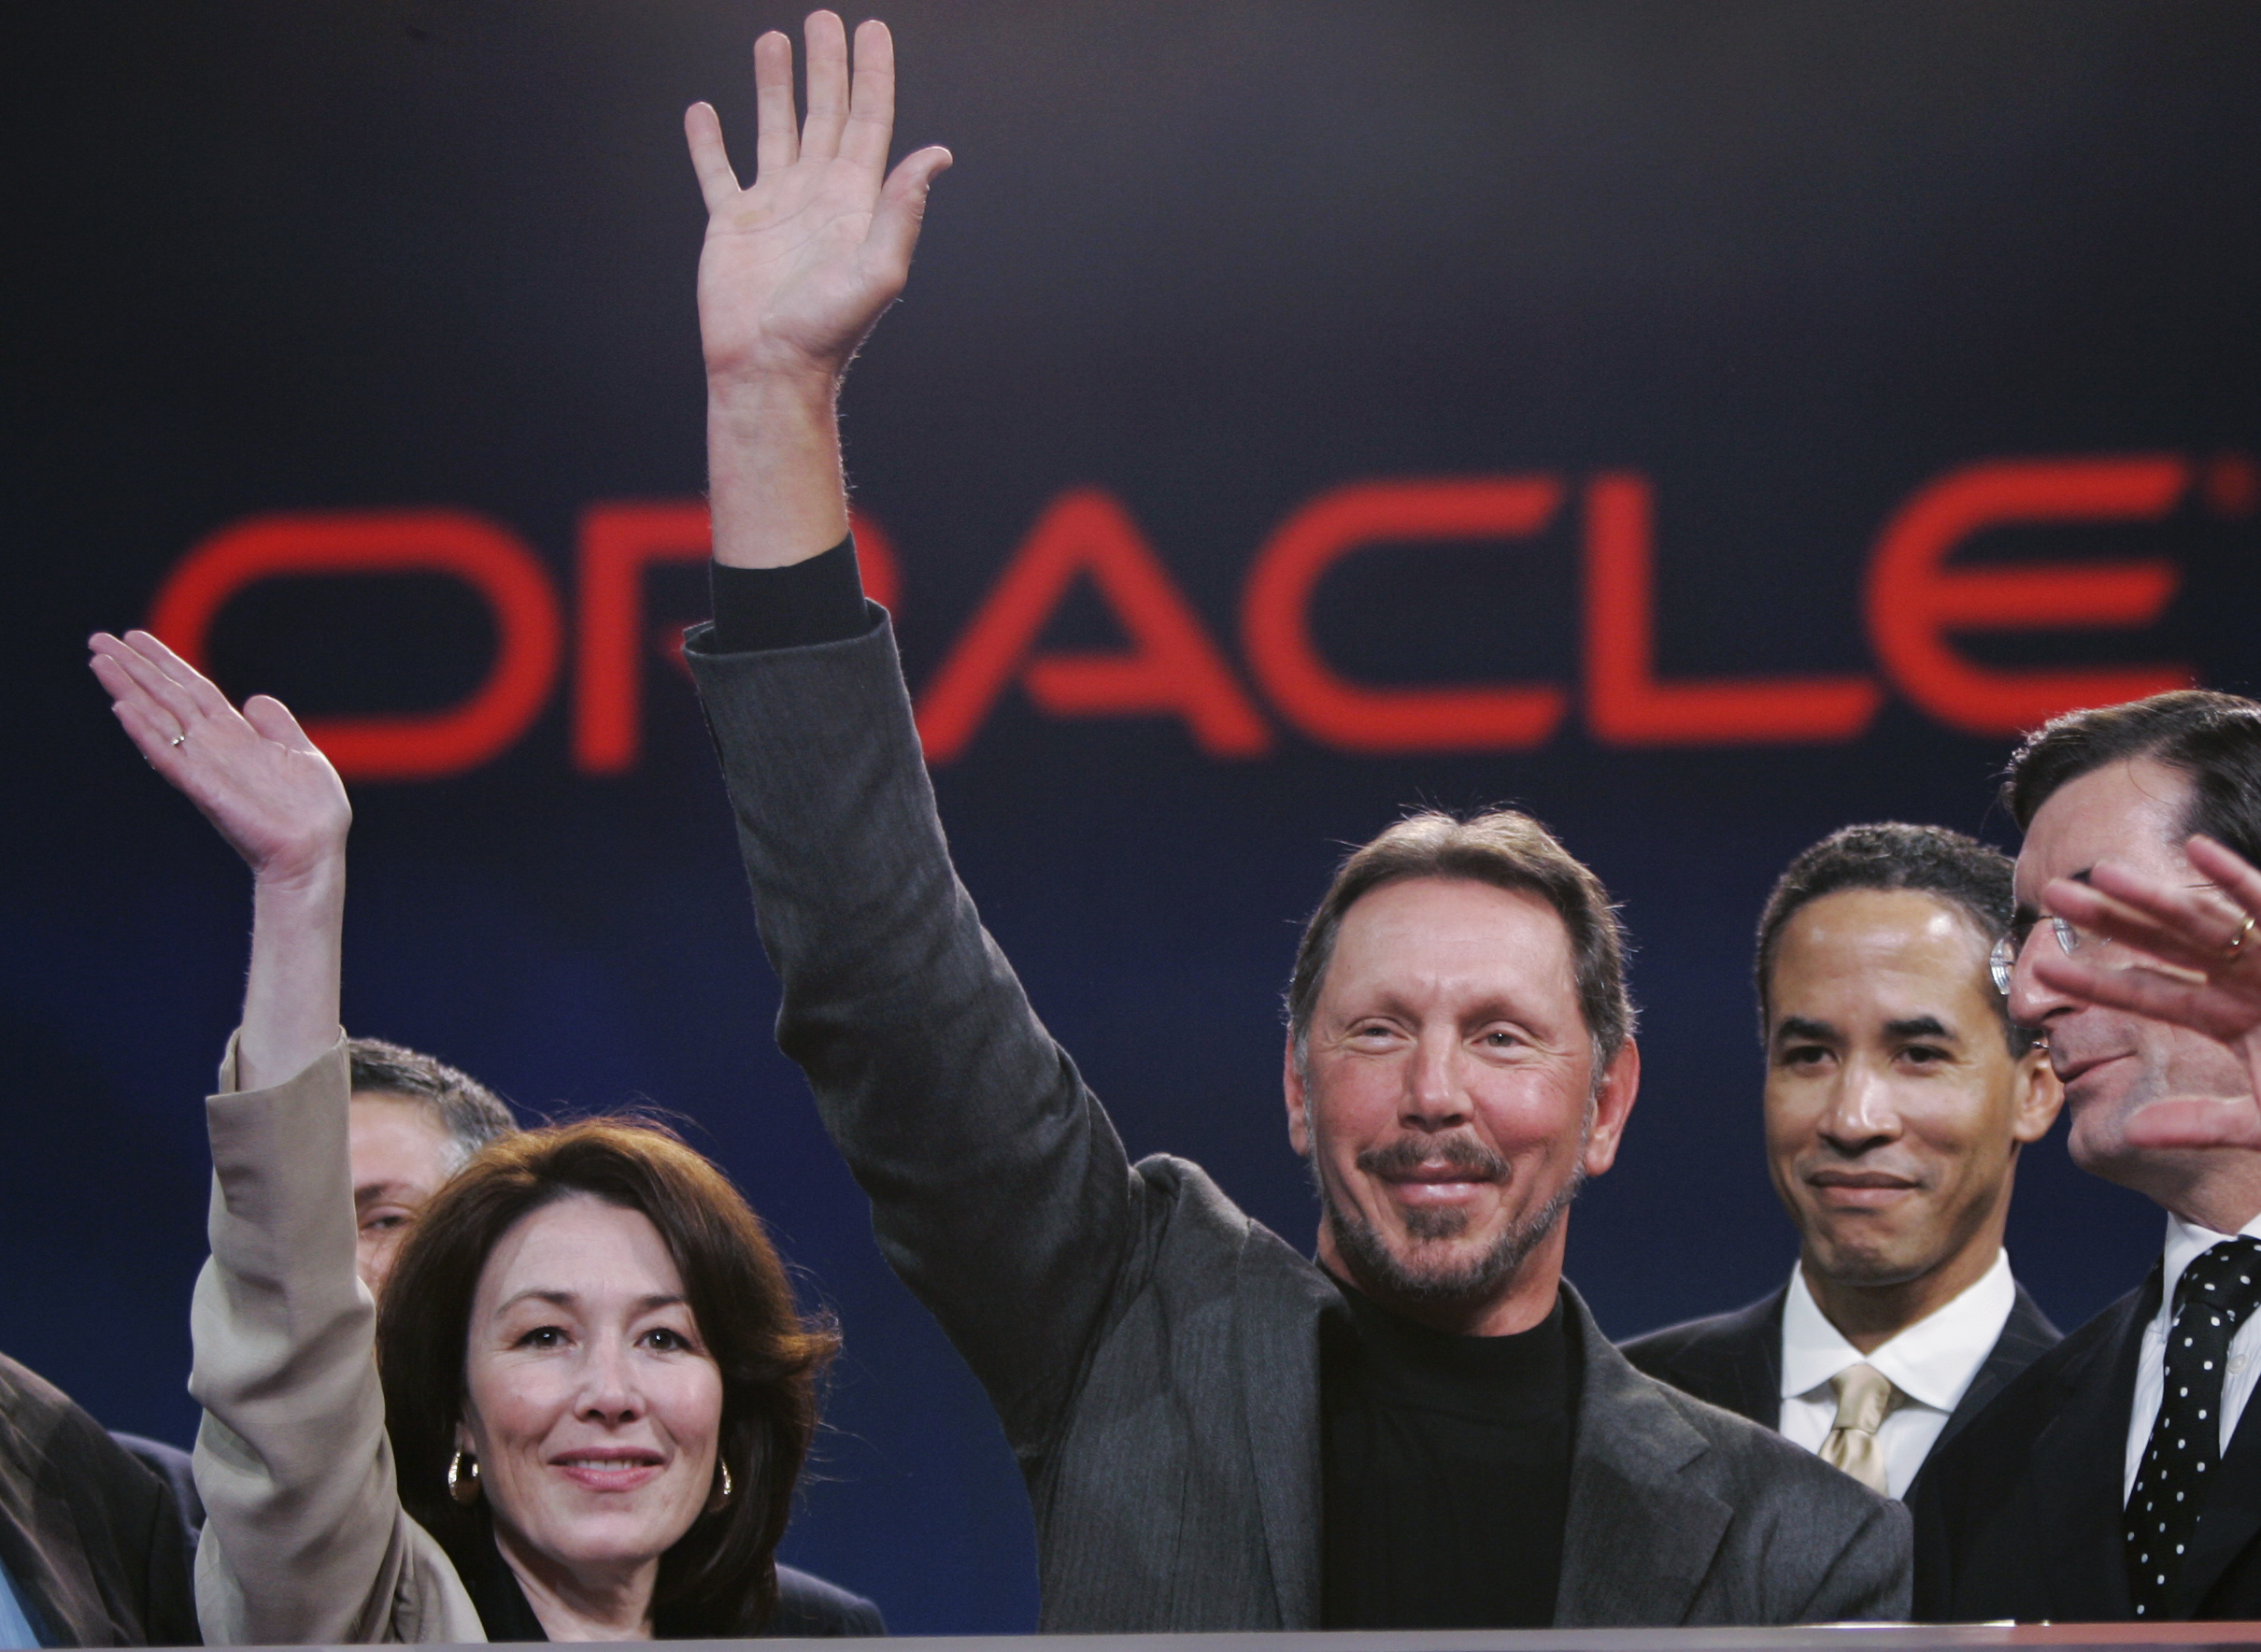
2033, 833, 2261, 1149
88, 629, 350, 885
685, 12, 952, 391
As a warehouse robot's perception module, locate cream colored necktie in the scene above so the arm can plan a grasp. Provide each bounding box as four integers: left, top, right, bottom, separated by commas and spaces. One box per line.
1819, 1362, 1901, 1494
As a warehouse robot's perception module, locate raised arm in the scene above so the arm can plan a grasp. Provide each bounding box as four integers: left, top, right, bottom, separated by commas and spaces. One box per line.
2031, 833, 2261, 1150
686, 9, 949, 570
89, 631, 477, 1644
88, 628, 349, 1073
682, 21, 1167, 1459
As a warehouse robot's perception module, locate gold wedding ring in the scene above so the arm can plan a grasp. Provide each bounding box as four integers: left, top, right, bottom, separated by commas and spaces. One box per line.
2228, 913, 2256, 961
169, 733, 188, 748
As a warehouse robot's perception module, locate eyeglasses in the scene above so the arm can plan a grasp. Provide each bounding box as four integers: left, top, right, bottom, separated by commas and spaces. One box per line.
1989, 880, 2225, 996
1988, 919, 2082, 996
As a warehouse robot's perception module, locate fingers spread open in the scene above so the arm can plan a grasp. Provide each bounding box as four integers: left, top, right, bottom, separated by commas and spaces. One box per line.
800, 10, 850, 161
838, 18, 898, 173
2047, 874, 2226, 975
2190, 834, 2261, 925
2030, 949, 2252, 1045
684, 103, 743, 211
752, 29, 799, 177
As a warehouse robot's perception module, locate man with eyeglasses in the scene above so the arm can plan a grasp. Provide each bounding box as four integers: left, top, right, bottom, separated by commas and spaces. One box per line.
1625, 824, 2063, 1501
1913, 689, 2261, 1622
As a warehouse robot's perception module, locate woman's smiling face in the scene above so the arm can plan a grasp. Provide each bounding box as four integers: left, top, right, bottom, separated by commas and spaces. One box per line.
457, 1193, 724, 1595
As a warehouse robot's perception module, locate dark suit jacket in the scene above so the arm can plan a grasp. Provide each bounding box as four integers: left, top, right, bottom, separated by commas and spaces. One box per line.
770, 1566, 887, 1638
1909, 1264, 2261, 1622
0, 1354, 197, 1645
686, 616, 1909, 1631
1621, 1277, 2062, 1470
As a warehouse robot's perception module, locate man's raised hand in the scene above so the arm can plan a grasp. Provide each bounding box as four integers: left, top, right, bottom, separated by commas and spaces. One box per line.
2033, 833, 2261, 1150
686, 13, 951, 390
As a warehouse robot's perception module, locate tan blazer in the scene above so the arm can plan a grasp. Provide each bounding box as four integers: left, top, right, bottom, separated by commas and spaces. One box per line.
190, 1034, 487, 1644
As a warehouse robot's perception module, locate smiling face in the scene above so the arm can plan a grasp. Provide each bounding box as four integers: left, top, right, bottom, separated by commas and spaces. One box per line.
1285, 876, 1638, 1336
458, 1194, 723, 1598
1765, 889, 2059, 1301
348, 1092, 460, 1295
2010, 758, 2257, 1206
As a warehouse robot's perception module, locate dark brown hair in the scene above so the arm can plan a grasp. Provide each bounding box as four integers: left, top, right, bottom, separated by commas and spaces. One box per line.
376, 1119, 837, 1636
2003, 689, 2261, 866
1286, 807, 1635, 1076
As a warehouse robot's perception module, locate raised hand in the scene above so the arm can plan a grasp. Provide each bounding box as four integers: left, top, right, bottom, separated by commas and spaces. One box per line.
686, 13, 950, 571
2033, 833, 2261, 1149
686, 13, 952, 389
90, 629, 348, 1089
89, 630, 350, 884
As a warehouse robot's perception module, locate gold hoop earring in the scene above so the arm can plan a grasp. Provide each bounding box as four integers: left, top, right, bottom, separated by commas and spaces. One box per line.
448, 1449, 481, 1506
706, 1459, 733, 1515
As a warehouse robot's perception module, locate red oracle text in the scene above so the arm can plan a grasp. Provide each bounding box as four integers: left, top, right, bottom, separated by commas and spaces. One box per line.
144, 452, 2233, 781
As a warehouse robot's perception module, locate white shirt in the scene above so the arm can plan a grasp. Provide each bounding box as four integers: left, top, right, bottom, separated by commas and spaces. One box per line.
2123, 1211, 2261, 1502
1778, 1248, 2018, 1499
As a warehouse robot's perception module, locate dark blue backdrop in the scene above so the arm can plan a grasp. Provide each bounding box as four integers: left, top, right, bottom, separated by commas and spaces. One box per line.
6, 1, 2261, 1632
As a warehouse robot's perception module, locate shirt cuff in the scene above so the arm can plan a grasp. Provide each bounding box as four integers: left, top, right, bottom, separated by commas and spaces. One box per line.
707, 535, 870, 653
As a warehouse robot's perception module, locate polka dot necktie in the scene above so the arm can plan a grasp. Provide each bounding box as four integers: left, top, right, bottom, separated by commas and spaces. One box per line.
2126, 1235, 2261, 1618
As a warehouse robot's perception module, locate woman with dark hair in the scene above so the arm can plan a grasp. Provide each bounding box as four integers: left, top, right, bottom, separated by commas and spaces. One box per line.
88, 626, 836, 1642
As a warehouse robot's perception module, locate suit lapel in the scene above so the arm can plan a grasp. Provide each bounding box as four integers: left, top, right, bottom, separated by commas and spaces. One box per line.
2017, 1273, 2155, 1621
1557, 1286, 1731, 1627
1936, 1282, 2061, 1456
1237, 1236, 1342, 1630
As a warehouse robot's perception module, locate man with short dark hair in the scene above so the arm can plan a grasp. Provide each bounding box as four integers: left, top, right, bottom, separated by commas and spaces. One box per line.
1914, 689, 2261, 1621
1624, 824, 2063, 1497
671, 16, 1908, 1630
344, 1037, 516, 1293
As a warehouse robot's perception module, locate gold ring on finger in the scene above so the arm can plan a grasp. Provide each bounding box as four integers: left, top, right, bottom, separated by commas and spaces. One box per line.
169, 733, 188, 748
2228, 913, 2256, 961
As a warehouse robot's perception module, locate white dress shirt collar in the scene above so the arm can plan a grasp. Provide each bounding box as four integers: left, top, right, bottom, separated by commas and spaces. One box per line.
2160, 1208, 2261, 1307
1780, 1247, 2017, 1415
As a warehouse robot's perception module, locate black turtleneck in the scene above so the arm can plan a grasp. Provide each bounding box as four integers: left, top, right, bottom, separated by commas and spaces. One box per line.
1318, 1279, 1578, 1630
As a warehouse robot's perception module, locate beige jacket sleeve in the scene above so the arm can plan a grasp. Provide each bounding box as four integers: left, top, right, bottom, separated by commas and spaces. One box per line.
189, 1032, 488, 1645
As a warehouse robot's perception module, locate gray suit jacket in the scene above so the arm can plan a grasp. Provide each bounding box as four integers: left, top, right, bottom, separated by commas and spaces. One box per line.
686, 615, 1910, 1632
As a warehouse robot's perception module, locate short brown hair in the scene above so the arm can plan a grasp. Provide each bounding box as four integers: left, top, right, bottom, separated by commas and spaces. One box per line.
2003, 689, 2261, 866
1286, 807, 1635, 1075
376, 1120, 837, 1635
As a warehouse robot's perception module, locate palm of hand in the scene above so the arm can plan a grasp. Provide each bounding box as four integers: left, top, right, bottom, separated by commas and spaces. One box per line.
685, 14, 947, 390
698, 160, 891, 379
176, 708, 350, 882
89, 630, 349, 883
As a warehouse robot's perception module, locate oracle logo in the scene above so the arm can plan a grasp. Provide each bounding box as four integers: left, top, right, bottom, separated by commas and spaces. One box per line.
146, 453, 2255, 782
